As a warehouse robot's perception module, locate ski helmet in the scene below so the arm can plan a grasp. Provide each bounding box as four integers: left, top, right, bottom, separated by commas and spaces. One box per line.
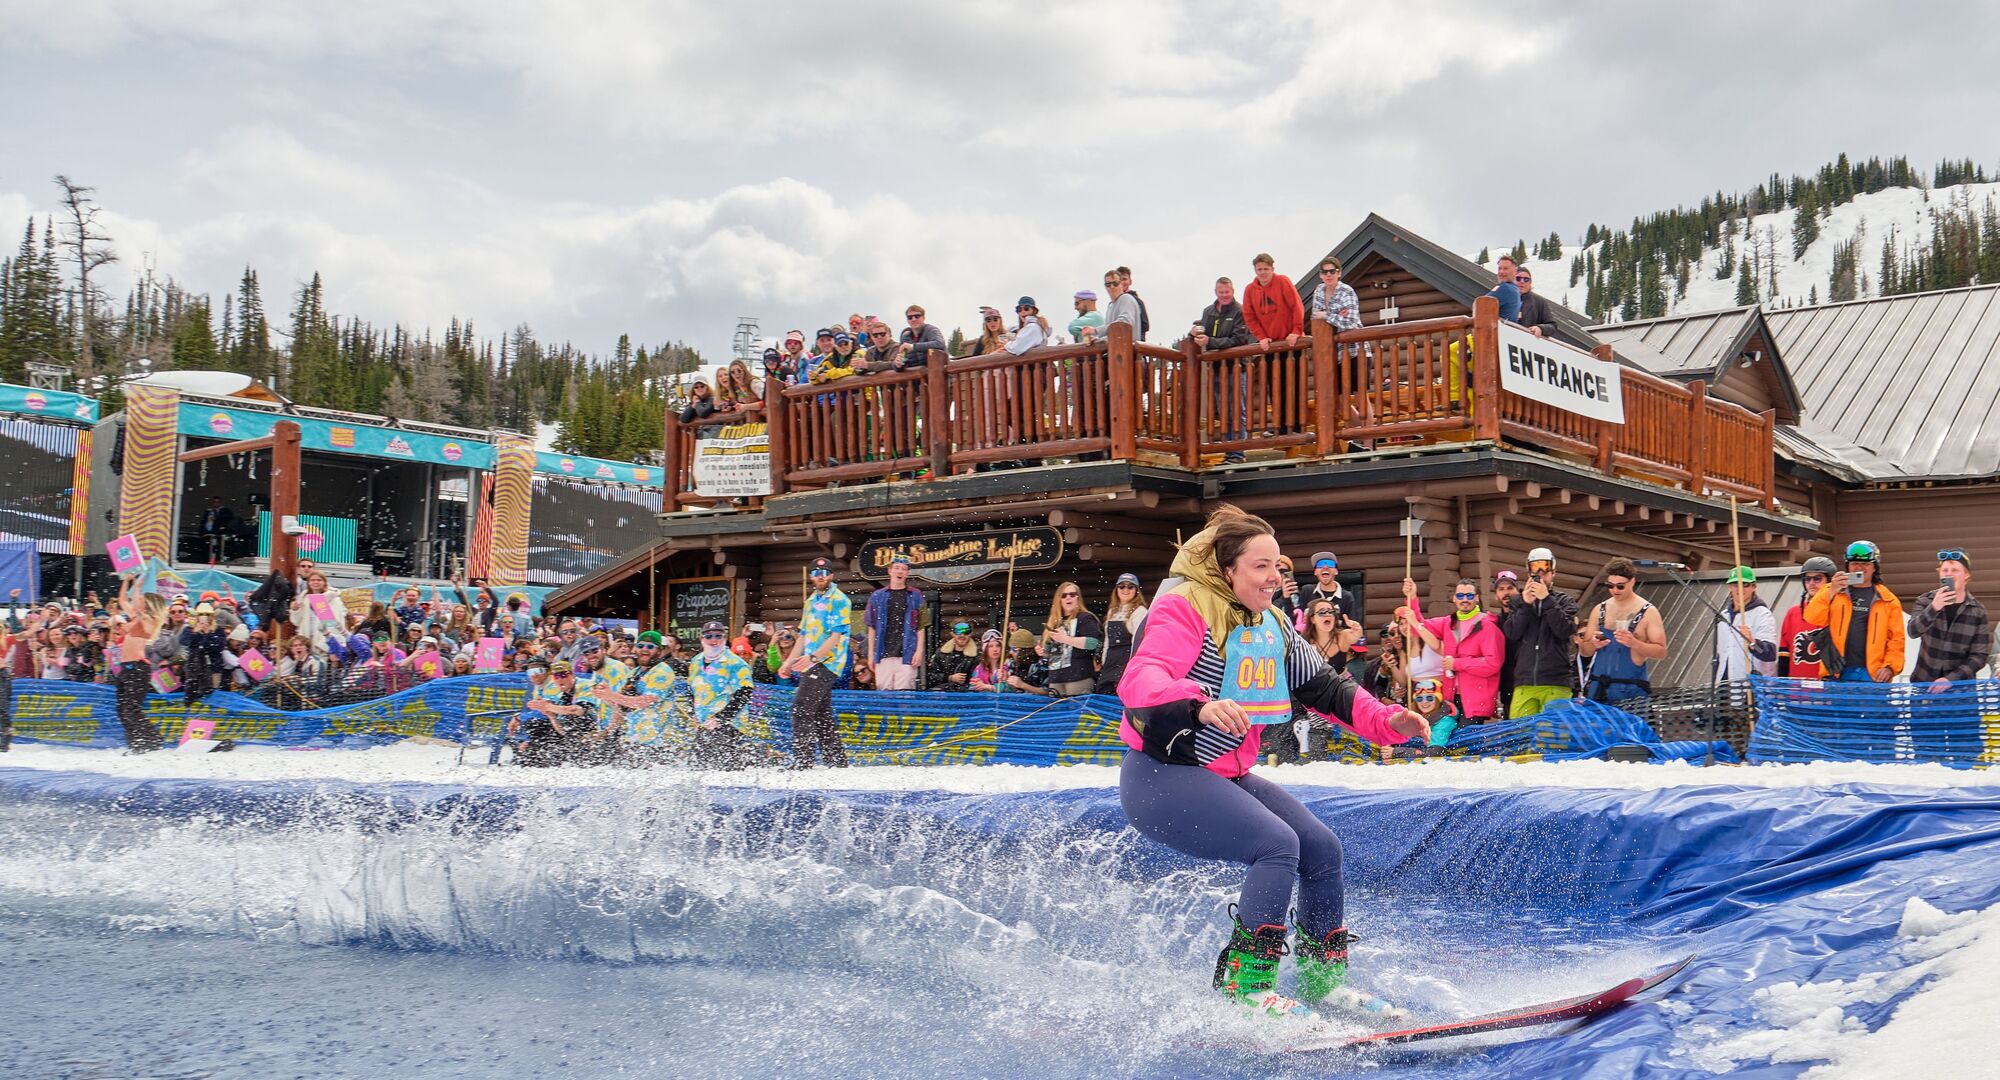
1801, 556, 1837, 576
1843, 540, 1881, 563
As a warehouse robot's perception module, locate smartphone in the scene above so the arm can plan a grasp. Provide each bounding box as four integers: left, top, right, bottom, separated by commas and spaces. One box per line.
1943, 577, 1954, 593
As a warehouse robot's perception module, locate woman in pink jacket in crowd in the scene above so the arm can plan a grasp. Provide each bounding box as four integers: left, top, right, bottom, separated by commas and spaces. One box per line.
1118, 506, 1427, 1020
1408, 575, 1508, 742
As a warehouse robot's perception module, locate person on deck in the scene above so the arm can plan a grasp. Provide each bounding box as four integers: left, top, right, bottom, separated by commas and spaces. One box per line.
1578, 557, 1668, 705
1118, 505, 1426, 1020
1715, 567, 1780, 683
1503, 548, 1578, 717
1804, 540, 1905, 683
1488, 255, 1522, 322
1514, 267, 1557, 338
780, 558, 851, 768
1067, 290, 1105, 343
1908, 549, 1990, 691
1779, 556, 1836, 677
1192, 277, 1255, 462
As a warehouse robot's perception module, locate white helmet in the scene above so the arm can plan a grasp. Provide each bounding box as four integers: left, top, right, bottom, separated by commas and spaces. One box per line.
1528, 547, 1555, 564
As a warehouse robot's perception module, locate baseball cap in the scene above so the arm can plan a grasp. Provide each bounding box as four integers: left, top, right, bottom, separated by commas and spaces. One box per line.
193, 602, 215, 616
1494, 569, 1519, 583
762, 347, 783, 364
809, 557, 834, 575
785, 330, 805, 344
889, 554, 911, 567
979, 306, 1002, 319
832, 331, 852, 346
1016, 295, 1037, 310
526, 663, 549, 675
372, 632, 391, 643
549, 660, 573, 676
579, 637, 603, 653
1726, 566, 1756, 584
701, 620, 727, 635
636, 630, 664, 646
1074, 289, 1098, 301
1310, 551, 1337, 568
1116, 572, 1140, 586
419, 635, 438, 645
816, 327, 835, 340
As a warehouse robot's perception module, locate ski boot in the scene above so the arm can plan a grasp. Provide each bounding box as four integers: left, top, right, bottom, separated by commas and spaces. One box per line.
1213, 918, 1312, 1018
1295, 926, 1407, 1020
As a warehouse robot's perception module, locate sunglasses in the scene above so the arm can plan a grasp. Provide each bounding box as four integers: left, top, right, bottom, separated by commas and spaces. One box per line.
1060, 591, 1079, 598
1116, 583, 1137, 589
870, 330, 890, 338
1939, 549, 1968, 562
1454, 592, 1478, 600
701, 633, 726, 641
1515, 276, 1531, 283
1606, 579, 1632, 591
984, 315, 1002, 322
1312, 608, 1336, 618
1016, 306, 1033, 312
906, 313, 923, 320
1319, 268, 1339, 276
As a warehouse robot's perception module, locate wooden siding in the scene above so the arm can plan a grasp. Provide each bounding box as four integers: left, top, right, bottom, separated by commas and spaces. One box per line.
1831, 484, 2000, 607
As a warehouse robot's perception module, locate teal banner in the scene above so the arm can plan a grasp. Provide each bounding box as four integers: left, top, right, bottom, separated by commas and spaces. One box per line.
177, 403, 496, 470
535, 451, 662, 488
256, 511, 358, 564
0, 382, 99, 423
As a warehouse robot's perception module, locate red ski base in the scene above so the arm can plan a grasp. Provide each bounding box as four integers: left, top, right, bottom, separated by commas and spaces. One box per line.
1282, 954, 1696, 1054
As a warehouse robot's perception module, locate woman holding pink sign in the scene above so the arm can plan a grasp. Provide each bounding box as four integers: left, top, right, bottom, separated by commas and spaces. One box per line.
288, 571, 348, 652
114, 574, 165, 753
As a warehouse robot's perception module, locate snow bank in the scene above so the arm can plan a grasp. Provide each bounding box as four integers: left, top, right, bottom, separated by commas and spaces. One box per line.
2, 741, 1993, 796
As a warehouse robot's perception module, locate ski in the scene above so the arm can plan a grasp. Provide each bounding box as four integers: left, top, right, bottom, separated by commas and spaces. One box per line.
1281, 953, 1696, 1054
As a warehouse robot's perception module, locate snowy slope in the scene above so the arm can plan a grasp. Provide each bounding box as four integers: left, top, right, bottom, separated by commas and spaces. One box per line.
1502, 182, 2000, 320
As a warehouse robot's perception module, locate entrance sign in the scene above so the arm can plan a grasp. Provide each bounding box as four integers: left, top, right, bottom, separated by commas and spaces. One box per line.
692, 423, 772, 497
858, 527, 1065, 585
1496, 323, 1625, 424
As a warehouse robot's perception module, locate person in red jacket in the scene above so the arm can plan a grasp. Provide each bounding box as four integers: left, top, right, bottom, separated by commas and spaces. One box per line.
1779, 556, 1836, 676
1243, 253, 1306, 439
1418, 576, 1507, 727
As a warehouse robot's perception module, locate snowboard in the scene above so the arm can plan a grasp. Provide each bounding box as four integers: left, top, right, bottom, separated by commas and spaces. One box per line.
1280, 953, 1696, 1054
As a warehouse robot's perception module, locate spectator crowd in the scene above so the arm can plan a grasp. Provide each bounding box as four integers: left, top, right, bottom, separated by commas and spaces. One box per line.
1, 535, 1987, 767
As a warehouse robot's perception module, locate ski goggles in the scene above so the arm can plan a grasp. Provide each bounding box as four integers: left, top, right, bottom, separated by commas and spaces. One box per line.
1844, 542, 1879, 561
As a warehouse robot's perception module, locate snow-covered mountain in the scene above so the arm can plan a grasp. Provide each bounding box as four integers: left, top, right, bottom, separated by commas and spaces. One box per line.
1502, 180, 2000, 322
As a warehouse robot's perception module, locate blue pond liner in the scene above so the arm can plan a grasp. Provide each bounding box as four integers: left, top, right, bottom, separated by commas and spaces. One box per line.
3, 763, 1999, 1078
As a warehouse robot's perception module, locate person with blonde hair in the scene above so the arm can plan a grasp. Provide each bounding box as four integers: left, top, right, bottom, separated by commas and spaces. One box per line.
1040, 580, 1102, 697
1117, 505, 1425, 1020
289, 570, 348, 652
113, 574, 167, 752
1094, 573, 1150, 693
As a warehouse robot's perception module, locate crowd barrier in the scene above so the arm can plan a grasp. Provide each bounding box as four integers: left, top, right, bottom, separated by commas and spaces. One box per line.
26, 674, 2000, 768
1748, 675, 2000, 768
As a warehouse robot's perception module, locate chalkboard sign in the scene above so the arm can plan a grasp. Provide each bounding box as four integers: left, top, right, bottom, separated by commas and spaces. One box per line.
668, 578, 733, 643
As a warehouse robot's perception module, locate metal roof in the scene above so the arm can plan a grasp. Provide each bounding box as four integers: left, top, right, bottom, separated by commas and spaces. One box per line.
1587, 306, 1804, 423
1762, 283, 2000, 481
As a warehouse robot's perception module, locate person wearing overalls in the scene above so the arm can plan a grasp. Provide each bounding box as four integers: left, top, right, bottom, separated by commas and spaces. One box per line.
1578, 557, 1669, 705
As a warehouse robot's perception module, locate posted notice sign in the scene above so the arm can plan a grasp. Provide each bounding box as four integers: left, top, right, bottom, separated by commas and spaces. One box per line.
1496, 323, 1625, 424
692, 422, 772, 497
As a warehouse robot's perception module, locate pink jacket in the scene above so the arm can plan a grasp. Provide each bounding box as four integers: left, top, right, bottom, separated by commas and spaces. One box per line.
1421, 612, 1506, 719
1120, 594, 1405, 777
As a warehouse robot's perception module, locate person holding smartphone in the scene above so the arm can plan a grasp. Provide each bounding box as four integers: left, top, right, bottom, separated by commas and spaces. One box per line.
1502, 547, 1579, 718
1804, 540, 1905, 683
1908, 549, 1990, 693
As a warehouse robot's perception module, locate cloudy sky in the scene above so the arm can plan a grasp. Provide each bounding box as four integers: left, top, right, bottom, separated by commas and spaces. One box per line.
1, 1, 1991, 361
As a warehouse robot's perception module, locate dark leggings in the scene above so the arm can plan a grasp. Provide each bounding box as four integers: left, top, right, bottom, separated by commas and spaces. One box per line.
115, 663, 163, 752
1119, 750, 1343, 934
791, 663, 848, 767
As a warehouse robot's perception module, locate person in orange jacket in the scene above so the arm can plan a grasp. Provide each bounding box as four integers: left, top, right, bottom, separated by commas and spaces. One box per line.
1802, 540, 1905, 682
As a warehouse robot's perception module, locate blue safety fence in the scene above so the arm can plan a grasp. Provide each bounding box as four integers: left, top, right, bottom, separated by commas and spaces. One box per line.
1749, 674, 2000, 767
1319, 697, 1738, 764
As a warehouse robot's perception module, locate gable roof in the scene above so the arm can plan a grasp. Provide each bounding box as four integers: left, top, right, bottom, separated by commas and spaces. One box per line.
1311, 213, 1604, 351
1762, 283, 2000, 481
1586, 306, 1804, 424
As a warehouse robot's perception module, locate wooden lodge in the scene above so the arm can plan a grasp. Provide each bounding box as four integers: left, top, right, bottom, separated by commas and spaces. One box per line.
549, 215, 2000, 683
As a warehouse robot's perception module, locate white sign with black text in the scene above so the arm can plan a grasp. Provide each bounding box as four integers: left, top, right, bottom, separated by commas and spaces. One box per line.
692, 422, 773, 497
1496, 323, 1625, 424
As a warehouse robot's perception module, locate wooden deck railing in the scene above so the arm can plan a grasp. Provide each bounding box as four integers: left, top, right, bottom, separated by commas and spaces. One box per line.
666, 297, 1779, 509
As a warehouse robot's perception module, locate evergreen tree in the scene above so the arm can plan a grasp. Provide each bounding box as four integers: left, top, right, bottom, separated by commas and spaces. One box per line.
1792, 185, 1821, 257
1476, 246, 1489, 265
169, 299, 221, 369
1735, 257, 1759, 305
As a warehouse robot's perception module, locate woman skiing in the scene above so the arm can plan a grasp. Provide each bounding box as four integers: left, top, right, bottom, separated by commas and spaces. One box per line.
1118, 506, 1426, 1018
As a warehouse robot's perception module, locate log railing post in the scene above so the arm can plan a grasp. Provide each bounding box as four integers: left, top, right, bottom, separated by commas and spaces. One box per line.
1107, 321, 1137, 461
765, 377, 789, 497
1471, 296, 1502, 443
1686, 379, 1708, 496
1761, 407, 1778, 508
663, 404, 684, 505
1179, 338, 1202, 469
1311, 318, 1337, 457
1592, 343, 1617, 474
924, 351, 950, 479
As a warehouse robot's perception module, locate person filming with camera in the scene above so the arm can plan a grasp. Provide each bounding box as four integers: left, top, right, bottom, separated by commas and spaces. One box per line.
1804, 540, 1904, 683
1502, 547, 1579, 718
1907, 549, 1990, 693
